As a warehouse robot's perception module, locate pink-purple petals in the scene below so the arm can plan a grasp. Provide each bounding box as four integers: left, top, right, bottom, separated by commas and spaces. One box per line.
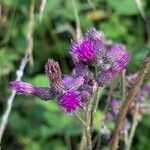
10, 27, 132, 115
10, 81, 54, 100
10, 81, 35, 94
70, 38, 96, 63
59, 90, 83, 114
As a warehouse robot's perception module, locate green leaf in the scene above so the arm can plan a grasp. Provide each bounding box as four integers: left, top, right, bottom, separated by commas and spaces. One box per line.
107, 0, 140, 15
93, 110, 104, 131
30, 74, 49, 87
35, 100, 60, 112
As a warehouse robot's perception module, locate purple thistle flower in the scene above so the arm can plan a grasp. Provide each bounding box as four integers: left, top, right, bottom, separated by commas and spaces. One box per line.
70, 38, 96, 63
107, 44, 130, 73
126, 72, 138, 85
96, 68, 115, 86
58, 90, 83, 113
145, 82, 150, 93
111, 99, 120, 115
112, 52, 130, 73
123, 119, 131, 131
135, 81, 150, 102
64, 76, 84, 91
63, 76, 74, 85
75, 63, 94, 83
106, 44, 127, 63
86, 28, 107, 68
96, 45, 130, 87
10, 81, 54, 100
86, 27, 105, 45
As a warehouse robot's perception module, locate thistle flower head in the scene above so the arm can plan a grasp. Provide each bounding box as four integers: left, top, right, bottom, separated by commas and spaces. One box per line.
10, 81, 54, 100
64, 76, 84, 91
75, 63, 94, 83
58, 90, 83, 113
123, 119, 131, 131
112, 99, 120, 115
86, 27, 105, 45
112, 52, 130, 73
45, 59, 62, 82
106, 44, 127, 63
96, 69, 115, 87
145, 82, 150, 93
135, 81, 150, 102
107, 44, 130, 73
126, 73, 138, 85
45, 59, 65, 93
63, 76, 74, 85
10, 81, 34, 94
70, 38, 96, 63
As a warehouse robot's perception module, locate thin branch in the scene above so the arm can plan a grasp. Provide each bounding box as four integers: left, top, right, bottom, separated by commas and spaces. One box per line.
96, 81, 115, 149
71, 0, 82, 41
27, 0, 35, 66
74, 112, 86, 127
0, 0, 35, 143
125, 104, 140, 150
87, 0, 96, 10
85, 102, 92, 150
39, 0, 47, 22
111, 51, 150, 150
135, 0, 150, 49
121, 69, 126, 103
0, 53, 28, 143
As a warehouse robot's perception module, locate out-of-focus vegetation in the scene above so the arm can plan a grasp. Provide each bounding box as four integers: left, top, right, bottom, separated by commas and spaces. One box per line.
0, 0, 150, 149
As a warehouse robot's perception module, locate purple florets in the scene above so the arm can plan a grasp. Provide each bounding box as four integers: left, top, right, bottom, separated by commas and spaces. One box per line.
96, 44, 130, 86
70, 38, 96, 63
10, 27, 131, 114
96, 69, 115, 86
112, 99, 120, 115
59, 90, 83, 113
10, 81, 54, 100
10, 81, 35, 94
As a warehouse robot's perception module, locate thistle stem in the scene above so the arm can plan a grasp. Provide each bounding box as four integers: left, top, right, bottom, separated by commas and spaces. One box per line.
85, 103, 92, 150
125, 104, 140, 150
74, 112, 86, 127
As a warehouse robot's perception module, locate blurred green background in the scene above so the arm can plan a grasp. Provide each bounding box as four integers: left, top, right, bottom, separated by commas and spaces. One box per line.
0, 0, 150, 149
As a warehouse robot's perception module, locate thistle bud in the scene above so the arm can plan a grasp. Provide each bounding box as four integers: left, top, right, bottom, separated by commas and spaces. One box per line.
10, 81, 54, 100
45, 59, 65, 93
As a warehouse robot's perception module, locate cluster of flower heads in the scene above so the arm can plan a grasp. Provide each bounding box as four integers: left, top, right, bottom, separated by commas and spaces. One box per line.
10, 28, 130, 114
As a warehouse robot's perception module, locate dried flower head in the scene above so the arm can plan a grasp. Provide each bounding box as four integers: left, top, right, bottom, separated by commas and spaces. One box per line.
45, 59, 65, 93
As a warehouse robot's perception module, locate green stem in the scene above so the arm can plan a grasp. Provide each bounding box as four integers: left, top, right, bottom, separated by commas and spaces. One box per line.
74, 112, 86, 127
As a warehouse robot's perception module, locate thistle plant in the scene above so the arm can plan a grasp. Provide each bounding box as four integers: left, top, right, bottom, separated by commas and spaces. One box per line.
10, 28, 150, 150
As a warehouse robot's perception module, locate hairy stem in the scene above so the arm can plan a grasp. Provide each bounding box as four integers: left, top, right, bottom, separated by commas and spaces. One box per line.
125, 104, 140, 150
85, 102, 92, 150
111, 51, 150, 150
